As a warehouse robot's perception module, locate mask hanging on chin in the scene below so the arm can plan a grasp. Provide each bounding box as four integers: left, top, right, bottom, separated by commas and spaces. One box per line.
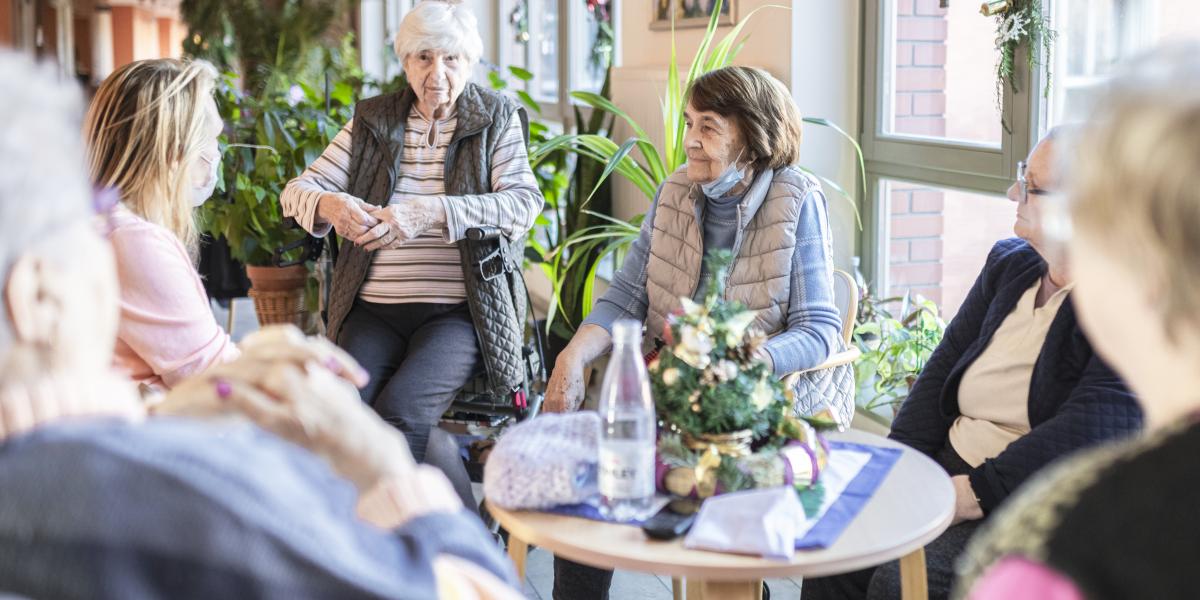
192, 154, 220, 207
699, 148, 748, 199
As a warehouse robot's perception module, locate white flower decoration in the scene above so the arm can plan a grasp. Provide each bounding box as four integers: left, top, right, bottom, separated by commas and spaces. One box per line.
713, 360, 739, 383
995, 12, 1027, 48
751, 378, 774, 411
662, 367, 680, 386
723, 310, 757, 346
680, 297, 704, 317
674, 325, 713, 370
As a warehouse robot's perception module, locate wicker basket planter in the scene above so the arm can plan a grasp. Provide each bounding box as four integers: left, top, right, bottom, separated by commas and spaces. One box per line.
245, 264, 309, 327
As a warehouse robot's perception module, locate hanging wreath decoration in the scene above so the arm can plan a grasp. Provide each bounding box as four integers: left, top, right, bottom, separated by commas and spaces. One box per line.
981, 0, 1057, 112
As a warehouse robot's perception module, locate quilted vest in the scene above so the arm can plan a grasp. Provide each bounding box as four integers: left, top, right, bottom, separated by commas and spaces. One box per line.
643, 165, 822, 344
325, 83, 526, 342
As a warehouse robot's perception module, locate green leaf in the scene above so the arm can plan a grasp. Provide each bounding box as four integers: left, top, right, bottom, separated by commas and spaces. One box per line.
331, 81, 354, 106
509, 66, 534, 81
572, 92, 668, 184
573, 134, 658, 199
684, 0, 725, 90
704, 4, 786, 71
584, 137, 640, 205
487, 70, 508, 90
517, 91, 541, 114
581, 209, 641, 231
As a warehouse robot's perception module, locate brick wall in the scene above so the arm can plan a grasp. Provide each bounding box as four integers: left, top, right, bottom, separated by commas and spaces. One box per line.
888, 0, 948, 310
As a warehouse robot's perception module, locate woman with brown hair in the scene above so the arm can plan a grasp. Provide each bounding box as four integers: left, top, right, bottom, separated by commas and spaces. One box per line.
544, 65, 843, 600
546, 65, 841, 417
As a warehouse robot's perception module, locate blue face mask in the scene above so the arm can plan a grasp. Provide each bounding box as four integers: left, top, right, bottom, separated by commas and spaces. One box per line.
699, 148, 747, 199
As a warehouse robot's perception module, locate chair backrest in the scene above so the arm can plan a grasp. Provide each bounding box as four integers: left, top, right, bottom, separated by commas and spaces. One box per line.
831, 269, 859, 346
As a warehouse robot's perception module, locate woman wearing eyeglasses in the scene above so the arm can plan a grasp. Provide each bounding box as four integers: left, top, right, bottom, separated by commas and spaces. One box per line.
84, 59, 238, 391
955, 44, 1200, 600
801, 131, 1143, 600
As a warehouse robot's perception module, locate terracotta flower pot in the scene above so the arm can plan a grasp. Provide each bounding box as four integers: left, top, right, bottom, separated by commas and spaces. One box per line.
245, 264, 309, 327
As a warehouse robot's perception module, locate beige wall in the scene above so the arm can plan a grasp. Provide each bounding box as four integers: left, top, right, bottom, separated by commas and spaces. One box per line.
618, 0, 793, 78
132, 7, 157, 61
791, 0, 862, 273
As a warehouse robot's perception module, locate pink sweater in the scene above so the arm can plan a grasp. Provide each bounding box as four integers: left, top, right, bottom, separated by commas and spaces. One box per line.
110, 204, 239, 389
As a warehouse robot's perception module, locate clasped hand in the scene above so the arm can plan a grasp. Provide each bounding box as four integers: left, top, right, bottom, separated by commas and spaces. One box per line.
354, 197, 446, 251
155, 326, 412, 493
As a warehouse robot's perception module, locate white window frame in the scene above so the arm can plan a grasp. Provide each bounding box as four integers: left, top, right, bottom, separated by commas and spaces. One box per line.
858, 0, 1041, 296
1041, 0, 1157, 131
496, 0, 618, 124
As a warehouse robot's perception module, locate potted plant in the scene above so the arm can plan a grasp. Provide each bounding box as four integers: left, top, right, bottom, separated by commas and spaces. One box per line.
651, 252, 834, 504
183, 0, 359, 328
852, 289, 946, 418
199, 70, 356, 328
199, 73, 358, 327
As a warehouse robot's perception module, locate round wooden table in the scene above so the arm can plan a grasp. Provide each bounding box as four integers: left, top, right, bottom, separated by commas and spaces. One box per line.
488, 430, 954, 600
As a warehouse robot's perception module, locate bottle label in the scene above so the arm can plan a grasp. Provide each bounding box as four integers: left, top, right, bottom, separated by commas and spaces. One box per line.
598, 441, 655, 500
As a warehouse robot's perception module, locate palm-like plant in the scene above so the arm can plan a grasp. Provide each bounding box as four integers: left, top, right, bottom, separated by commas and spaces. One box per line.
529, 0, 866, 336
182, 0, 347, 98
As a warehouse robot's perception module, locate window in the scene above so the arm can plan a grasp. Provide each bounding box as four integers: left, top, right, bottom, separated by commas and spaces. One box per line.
529, 0, 560, 101
862, 0, 1033, 321
862, 0, 1200, 321
882, 0, 1003, 146
1046, 0, 1200, 128
882, 179, 1012, 321
498, 0, 615, 120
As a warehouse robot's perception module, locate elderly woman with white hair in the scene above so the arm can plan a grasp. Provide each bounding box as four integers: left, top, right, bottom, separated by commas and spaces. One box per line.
0, 50, 522, 599
282, 0, 543, 506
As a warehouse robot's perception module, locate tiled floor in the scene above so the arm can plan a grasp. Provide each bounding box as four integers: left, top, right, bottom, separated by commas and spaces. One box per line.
219, 299, 807, 599
211, 297, 262, 343
519, 547, 804, 600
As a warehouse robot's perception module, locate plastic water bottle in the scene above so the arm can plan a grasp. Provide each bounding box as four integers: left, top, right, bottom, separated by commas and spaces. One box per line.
597, 319, 657, 521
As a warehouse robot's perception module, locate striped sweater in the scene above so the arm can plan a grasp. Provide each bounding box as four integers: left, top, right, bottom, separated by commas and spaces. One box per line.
281, 107, 540, 304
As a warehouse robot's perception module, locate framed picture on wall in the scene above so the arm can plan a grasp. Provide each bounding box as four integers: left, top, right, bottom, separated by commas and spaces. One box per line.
651, 0, 737, 31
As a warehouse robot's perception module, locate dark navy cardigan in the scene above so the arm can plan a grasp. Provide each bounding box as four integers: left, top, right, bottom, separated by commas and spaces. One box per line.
888, 238, 1143, 514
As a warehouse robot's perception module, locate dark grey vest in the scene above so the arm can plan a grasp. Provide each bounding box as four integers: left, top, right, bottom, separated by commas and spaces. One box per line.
326, 83, 526, 342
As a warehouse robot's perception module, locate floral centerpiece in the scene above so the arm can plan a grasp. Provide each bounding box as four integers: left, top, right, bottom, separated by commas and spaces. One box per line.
650, 251, 836, 509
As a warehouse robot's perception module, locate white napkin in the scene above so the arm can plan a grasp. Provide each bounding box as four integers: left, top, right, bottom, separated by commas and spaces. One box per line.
683, 486, 802, 560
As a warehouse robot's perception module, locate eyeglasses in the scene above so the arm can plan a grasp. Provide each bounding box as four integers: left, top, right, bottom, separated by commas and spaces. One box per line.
1016, 161, 1055, 205
1017, 161, 1074, 247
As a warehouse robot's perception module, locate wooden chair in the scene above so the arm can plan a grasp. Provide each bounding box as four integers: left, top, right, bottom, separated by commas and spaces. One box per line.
781, 269, 862, 427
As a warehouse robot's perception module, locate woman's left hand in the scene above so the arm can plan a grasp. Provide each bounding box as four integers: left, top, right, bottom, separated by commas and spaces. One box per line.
356, 198, 447, 251
951, 474, 984, 525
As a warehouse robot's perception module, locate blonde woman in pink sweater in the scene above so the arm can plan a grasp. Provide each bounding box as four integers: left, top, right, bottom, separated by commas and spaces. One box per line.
84, 59, 238, 390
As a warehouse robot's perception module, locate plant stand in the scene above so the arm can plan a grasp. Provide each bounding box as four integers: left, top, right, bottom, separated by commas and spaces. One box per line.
246, 264, 309, 327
